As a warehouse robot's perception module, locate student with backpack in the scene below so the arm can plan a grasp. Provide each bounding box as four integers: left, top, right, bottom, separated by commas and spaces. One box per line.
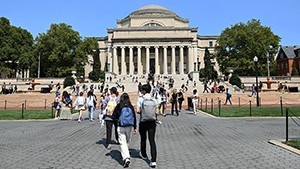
136, 84, 160, 168
74, 92, 86, 122
111, 93, 137, 168
102, 87, 120, 150
86, 91, 96, 122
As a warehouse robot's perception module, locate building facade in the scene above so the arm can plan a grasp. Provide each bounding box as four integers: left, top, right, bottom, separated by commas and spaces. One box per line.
86, 5, 219, 77
276, 46, 300, 76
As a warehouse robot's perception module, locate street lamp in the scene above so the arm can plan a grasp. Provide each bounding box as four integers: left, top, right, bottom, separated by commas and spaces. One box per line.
253, 56, 259, 107
267, 52, 270, 77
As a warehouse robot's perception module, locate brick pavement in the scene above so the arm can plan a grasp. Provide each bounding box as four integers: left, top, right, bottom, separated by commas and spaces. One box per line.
0, 109, 299, 169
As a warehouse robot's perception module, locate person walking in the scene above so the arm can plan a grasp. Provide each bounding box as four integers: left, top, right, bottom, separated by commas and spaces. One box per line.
224, 88, 232, 105
112, 93, 137, 168
177, 89, 184, 112
170, 89, 179, 116
74, 92, 86, 122
136, 84, 159, 168
86, 91, 96, 122
191, 89, 199, 114
53, 94, 62, 119
102, 87, 120, 150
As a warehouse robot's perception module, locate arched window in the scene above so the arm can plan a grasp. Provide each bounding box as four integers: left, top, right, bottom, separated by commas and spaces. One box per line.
143, 23, 162, 27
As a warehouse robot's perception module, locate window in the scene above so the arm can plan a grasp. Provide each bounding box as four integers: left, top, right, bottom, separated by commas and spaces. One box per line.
209, 41, 213, 47
143, 23, 162, 27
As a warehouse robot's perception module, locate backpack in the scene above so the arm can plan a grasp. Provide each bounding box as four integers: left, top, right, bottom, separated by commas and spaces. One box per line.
141, 97, 157, 121
119, 105, 134, 127
104, 97, 117, 116
77, 97, 85, 106
65, 97, 71, 104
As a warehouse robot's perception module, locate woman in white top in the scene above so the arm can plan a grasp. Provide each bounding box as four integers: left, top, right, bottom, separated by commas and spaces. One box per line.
74, 92, 86, 122
86, 91, 96, 122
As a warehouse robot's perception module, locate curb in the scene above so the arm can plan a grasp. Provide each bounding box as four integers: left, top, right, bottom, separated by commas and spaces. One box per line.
268, 140, 300, 155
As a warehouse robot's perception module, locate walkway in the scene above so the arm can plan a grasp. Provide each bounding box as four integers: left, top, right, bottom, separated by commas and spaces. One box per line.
0, 110, 299, 168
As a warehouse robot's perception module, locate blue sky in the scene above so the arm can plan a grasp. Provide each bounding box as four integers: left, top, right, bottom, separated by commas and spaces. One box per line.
1, 0, 299, 45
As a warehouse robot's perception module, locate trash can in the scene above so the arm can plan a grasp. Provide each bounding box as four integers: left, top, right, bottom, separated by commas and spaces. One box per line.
41, 87, 51, 93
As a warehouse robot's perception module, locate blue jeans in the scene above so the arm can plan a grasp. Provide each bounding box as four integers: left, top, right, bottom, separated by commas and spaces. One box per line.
88, 106, 94, 120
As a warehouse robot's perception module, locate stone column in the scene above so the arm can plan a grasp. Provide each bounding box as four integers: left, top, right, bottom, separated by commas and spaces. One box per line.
163, 46, 168, 74
121, 46, 126, 75
193, 45, 198, 71
113, 46, 118, 74
180, 46, 184, 74
155, 46, 159, 74
146, 46, 150, 74
129, 46, 134, 74
137, 46, 142, 74
171, 46, 176, 74
188, 45, 194, 72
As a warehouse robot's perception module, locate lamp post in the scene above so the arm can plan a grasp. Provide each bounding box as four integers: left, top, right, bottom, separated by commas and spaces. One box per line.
253, 56, 259, 107
267, 52, 270, 77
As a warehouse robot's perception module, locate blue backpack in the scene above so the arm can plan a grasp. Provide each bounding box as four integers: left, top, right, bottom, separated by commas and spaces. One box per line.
119, 105, 134, 127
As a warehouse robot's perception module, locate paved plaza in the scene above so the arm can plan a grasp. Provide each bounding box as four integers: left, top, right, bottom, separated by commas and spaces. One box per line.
0, 109, 299, 169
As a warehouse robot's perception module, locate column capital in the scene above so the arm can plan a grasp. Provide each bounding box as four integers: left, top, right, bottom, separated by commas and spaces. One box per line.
145, 46, 151, 49
171, 45, 176, 48
188, 45, 193, 48
137, 46, 142, 49
163, 45, 168, 48
128, 46, 134, 49
179, 45, 184, 48
121, 46, 126, 49
154, 45, 159, 48
112, 46, 118, 49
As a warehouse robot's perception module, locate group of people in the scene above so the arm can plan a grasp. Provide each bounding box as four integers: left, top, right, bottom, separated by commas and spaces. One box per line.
99, 84, 159, 168
1, 82, 17, 94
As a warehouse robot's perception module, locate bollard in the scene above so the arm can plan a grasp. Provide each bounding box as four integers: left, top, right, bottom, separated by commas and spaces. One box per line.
51, 105, 54, 118
286, 108, 288, 142
218, 100, 221, 116
249, 100, 252, 116
5, 100, 7, 110
205, 97, 208, 111
280, 97, 283, 116
44, 99, 47, 110
211, 99, 213, 114
200, 99, 202, 109
22, 103, 24, 119
25, 100, 27, 110
238, 97, 240, 107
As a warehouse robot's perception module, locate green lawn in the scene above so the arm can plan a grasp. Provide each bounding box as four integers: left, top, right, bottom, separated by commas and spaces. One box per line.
0, 110, 53, 120
0, 109, 77, 120
201, 106, 300, 117
284, 140, 300, 150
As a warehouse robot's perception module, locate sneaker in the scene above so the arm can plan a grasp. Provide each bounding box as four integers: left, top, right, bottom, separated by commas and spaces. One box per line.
123, 158, 130, 168
139, 151, 147, 160
156, 121, 162, 125
149, 162, 156, 168
106, 144, 112, 150
90, 119, 94, 122
78, 119, 81, 123
54, 117, 58, 120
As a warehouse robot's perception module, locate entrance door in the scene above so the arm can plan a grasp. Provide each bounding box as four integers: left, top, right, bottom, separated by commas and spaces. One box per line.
150, 58, 155, 74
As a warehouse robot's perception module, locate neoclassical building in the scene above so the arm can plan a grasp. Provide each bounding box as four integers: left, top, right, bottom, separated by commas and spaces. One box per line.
86, 5, 219, 77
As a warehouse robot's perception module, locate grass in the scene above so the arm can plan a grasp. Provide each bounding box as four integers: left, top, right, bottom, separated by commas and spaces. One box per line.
0, 110, 53, 120
201, 106, 300, 117
0, 108, 77, 120
283, 140, 300, 150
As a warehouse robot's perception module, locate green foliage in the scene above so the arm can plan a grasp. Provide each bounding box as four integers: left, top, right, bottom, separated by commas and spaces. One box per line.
200, 47, 218, 80
34, 23, 84, 77
0, 17, 33, 78
215, 19, 280, 76
229, 73, 241, 87
63, 76, 76, 88
292, 67, 299, 76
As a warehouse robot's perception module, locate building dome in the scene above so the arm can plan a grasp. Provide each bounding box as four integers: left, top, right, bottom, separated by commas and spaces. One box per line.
128, 5, 176, 17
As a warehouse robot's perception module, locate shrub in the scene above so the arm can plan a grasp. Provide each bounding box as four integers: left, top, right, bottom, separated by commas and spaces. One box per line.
63, 76, 76, 88
229, 73, 241, 88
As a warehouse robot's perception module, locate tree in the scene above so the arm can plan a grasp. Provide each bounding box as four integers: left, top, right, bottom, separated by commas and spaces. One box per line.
34, 23, 84, 77
229, 73, 242, 88
0, 17, 33, 78
79, 38, 104, 81
215, 19, 280, 76
200, 47, 218, 80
